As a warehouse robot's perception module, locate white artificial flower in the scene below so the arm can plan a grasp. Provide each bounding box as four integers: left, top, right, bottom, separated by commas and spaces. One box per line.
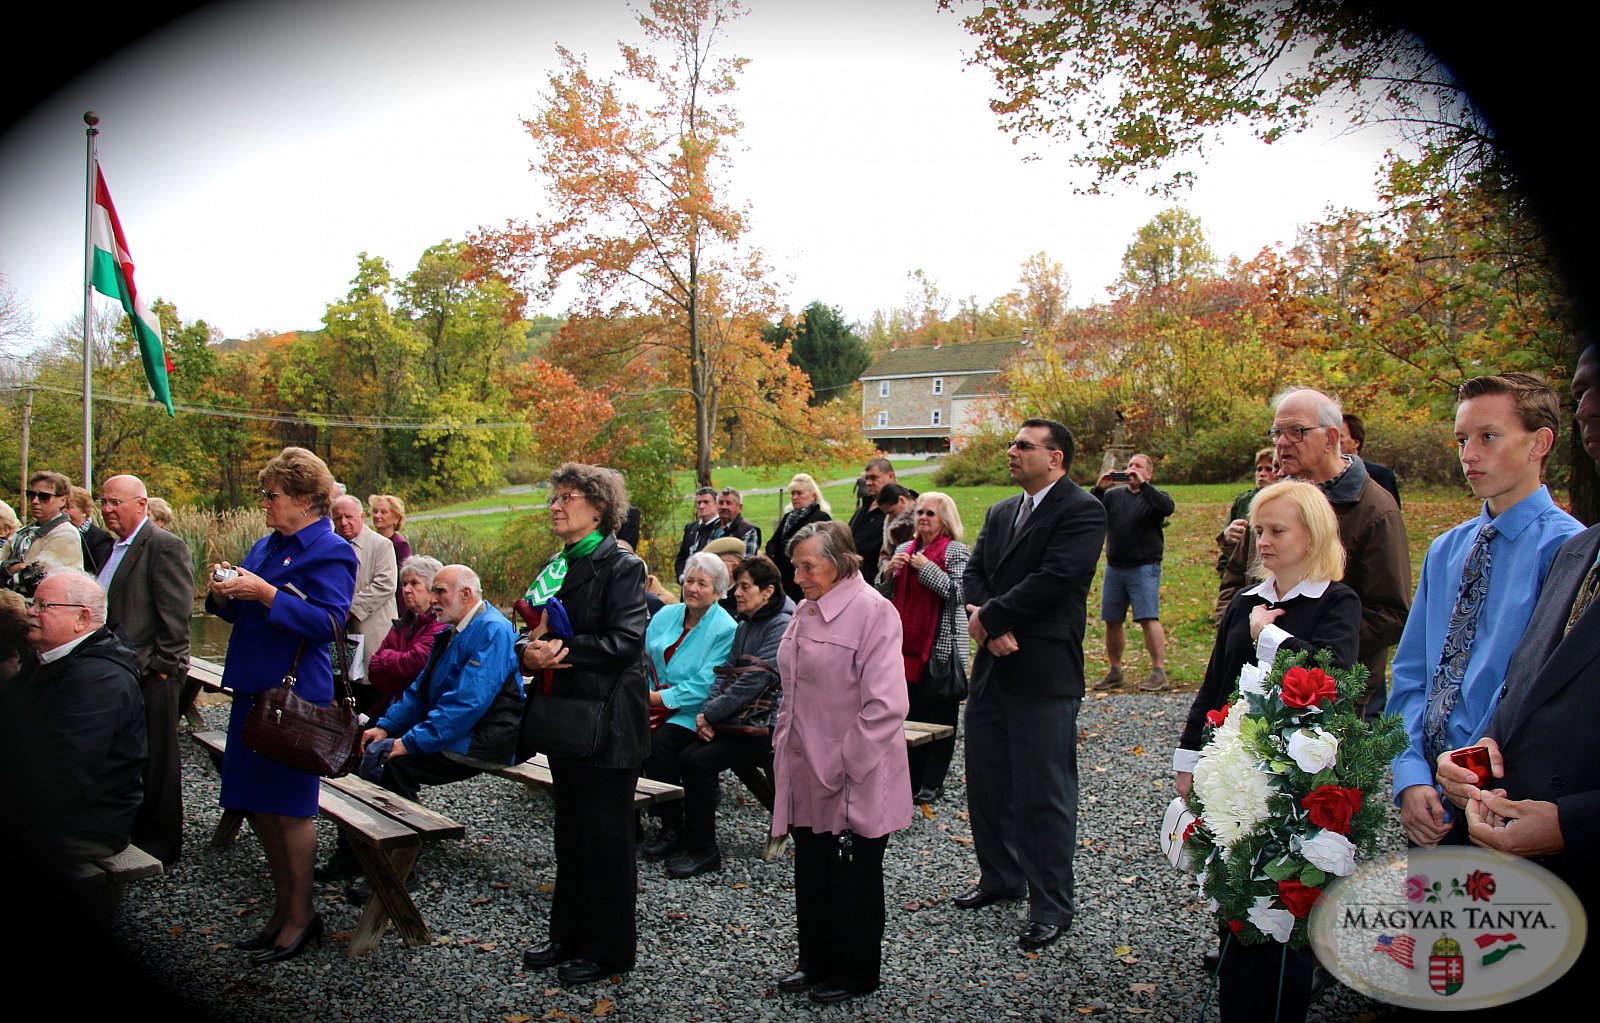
1287, 726, 1340, 773
1248, 897, 1295, 944
1193, 737, 1273, 847
1300, 829, 1357, 877
1238, 662, 1267, 696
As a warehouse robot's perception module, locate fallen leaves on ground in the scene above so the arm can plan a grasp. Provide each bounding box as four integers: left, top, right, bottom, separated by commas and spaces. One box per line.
592, 998, 615, 1017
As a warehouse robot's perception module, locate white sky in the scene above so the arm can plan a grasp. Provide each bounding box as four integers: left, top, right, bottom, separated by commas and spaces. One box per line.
0, 0, 1402, 345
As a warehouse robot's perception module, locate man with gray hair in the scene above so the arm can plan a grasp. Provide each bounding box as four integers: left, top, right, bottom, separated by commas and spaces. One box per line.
319, 565, 520, 886
98, 473, 193, 864
332, 494, 398, 688
1, 568, 145, 864
713, 487, 761, 556
1219, 388, 1412, 715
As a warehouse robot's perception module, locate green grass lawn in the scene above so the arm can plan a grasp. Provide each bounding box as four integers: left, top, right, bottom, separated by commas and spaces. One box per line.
421, 473, 1487, 693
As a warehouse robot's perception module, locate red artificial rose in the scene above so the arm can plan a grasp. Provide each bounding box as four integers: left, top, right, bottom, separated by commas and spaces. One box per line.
1278, 879, 1323, 919
1301, 785, 1364, 834
1182, 819, 1199, 844
1280, 666, 1338, 709
1465, 870, 1496, 902
1206, 703, 1232, 727
1227, 919, 1245, 935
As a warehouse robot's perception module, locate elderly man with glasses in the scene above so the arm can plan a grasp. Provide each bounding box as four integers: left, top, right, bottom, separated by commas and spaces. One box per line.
2, 471, 84, 595
1219, 388, 1412, 717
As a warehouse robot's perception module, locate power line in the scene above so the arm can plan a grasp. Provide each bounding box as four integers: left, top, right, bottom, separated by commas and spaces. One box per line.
0, 383, 532, 431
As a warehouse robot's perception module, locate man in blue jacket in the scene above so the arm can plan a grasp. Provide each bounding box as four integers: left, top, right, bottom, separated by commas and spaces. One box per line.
317, 564, 520, 884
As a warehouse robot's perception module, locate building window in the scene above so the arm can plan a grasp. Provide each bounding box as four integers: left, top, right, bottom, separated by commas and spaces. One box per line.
931, 409, 943, 426
876, 411, 888, 428
878, 381, 890, 397
932, 378, 944, 395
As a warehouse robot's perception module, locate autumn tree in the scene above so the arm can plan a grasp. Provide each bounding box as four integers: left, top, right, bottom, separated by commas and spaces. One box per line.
944, 0, 1490, 194
1119, 208, 1216, 293
479, 0, 837, 486
1012, 251, 1070, 338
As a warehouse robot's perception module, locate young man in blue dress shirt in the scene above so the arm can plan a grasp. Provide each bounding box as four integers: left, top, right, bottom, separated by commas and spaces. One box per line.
1389, 373, 1583, 846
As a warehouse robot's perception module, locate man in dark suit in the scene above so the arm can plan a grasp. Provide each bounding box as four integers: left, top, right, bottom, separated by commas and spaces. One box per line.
96, 473, 193, 865
674, 487, 721, 583
1436, 344, 1600, 1004
956, 418, 1107, 950
849, 458, 897, 584
67, 486, 114, 575
1340, 413, 1402, 510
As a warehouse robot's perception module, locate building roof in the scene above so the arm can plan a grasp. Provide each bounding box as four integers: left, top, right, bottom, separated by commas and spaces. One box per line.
860, 339, 1029, 380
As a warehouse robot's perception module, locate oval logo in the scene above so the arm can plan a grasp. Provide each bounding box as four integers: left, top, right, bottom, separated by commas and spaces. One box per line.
1308, 847, 1586, 1010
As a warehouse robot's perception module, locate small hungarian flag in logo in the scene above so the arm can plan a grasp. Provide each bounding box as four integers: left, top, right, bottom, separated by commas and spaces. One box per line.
1476, 932, 1527, 966
1429, 935, 1465, 996
1372, 933, 1416, 969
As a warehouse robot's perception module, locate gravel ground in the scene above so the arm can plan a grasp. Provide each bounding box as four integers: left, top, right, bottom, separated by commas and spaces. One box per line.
100, 692, 1402, 1022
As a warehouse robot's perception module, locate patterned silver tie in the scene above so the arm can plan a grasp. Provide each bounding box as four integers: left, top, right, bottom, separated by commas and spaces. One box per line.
1014, 494, 1034, 532
1423, 522, 1497, 766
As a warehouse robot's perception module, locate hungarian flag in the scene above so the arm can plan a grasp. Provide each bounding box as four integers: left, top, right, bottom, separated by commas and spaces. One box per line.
1475, 932, 1526, 966
90, 163, 173, 415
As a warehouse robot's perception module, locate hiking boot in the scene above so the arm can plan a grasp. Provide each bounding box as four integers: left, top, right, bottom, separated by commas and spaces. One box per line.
1139, 666, 1170, 692
1092, 667, 1125, 691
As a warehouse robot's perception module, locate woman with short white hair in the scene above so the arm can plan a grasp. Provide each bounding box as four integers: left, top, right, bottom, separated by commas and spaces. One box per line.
639, 550, 738, 862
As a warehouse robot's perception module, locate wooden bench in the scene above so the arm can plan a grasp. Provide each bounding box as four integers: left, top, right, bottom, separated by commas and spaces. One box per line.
189, 730, 465, 957
730, 719, 957, 859
492, 755, 684, 810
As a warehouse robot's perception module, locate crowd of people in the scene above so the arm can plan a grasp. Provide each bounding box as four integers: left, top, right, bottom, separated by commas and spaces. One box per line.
3, 353, 1598, 1015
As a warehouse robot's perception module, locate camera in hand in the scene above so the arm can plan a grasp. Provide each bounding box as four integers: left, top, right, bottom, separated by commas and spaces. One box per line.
212, 567, 239, 582
1108, 471, 1132, 482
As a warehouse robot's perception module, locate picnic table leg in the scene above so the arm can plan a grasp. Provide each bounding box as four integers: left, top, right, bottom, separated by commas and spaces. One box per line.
210, 809, 247, 847
347, 842, 428, 956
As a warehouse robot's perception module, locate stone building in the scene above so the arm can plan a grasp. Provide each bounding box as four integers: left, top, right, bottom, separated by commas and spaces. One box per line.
858, 338, 1030, 453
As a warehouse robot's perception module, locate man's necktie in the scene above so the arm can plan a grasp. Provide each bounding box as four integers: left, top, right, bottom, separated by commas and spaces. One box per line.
1564, 550, 1600, 636
1014, 494, 1034, 532
1423, 522, 1497, 766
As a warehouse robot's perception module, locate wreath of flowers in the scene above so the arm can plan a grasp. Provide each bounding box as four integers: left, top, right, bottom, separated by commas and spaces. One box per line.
1184, 648, 1408, 949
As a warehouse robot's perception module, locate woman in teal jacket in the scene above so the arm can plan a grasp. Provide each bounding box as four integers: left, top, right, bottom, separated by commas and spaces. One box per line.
639, 550, 737, 860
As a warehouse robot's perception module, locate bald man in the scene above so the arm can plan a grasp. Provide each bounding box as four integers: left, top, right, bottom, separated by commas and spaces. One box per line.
97, 475, 193, 864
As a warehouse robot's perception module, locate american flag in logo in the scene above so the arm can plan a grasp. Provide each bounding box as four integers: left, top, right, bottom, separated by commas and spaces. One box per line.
1373, 934, 1416, 969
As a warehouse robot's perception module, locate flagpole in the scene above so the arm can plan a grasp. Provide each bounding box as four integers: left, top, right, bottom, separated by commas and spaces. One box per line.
82, 110, 99, 489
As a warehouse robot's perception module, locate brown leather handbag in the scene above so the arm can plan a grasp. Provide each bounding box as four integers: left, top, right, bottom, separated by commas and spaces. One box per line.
242, 611, 362, 777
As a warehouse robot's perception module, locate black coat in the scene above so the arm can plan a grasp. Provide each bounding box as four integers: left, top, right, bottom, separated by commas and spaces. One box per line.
849, 501, 887, 584
528, 534, 651, 770
1179, 582, 1361, 751
766, 503, 831, 602
0, 627, 146, 856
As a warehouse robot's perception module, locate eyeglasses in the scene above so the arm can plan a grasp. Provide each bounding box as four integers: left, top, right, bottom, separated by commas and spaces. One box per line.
26, 600, 88, 614
260, 490, 281, 502
98, 496, 134, 508
1269, 425, 1322, 443
548, 492, 586, 507
23, 489, 62, 502
1009, 439, 1057, 452
914, 509, 939, 517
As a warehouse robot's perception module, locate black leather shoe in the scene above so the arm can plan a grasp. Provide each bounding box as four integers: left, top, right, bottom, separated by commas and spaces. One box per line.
1018, 922, 1064, 950
252, 916, 323, 965
914, 786, 943, 804
234, 926, 279, 951
558, 958, 622, 985
1202, 946, 1221, 972
665, 849, 722, 878
809, 983, 860, 1004
523, 941, 576, 970
777, 968, 822, 993
953, 886, 1011, 909
641, 828, 683, 860
314, 848, 361, 882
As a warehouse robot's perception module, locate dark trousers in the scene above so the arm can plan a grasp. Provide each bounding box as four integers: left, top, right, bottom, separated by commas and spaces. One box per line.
1217, 933, 1316, 1023
130, 674, 183, 863
792, 826, 889, 993
906, 682, 960, 797
379, 753, 482, 801
964, 681, 1080, 926
678, 731, 771, 855
641, 723, 698, 832
548, 760, 639, 970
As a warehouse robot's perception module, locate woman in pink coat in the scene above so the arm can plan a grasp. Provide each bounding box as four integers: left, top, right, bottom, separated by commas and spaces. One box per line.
772, 520, 909, 1005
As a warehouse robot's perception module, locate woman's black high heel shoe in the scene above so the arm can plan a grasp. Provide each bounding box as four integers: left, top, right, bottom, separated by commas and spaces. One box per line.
252, 915, 323, 965
235, 925, 280, 951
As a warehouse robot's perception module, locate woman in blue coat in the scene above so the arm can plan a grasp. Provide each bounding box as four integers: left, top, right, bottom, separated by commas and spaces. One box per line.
207, 447, 356, 965
638, 550, 737, 861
